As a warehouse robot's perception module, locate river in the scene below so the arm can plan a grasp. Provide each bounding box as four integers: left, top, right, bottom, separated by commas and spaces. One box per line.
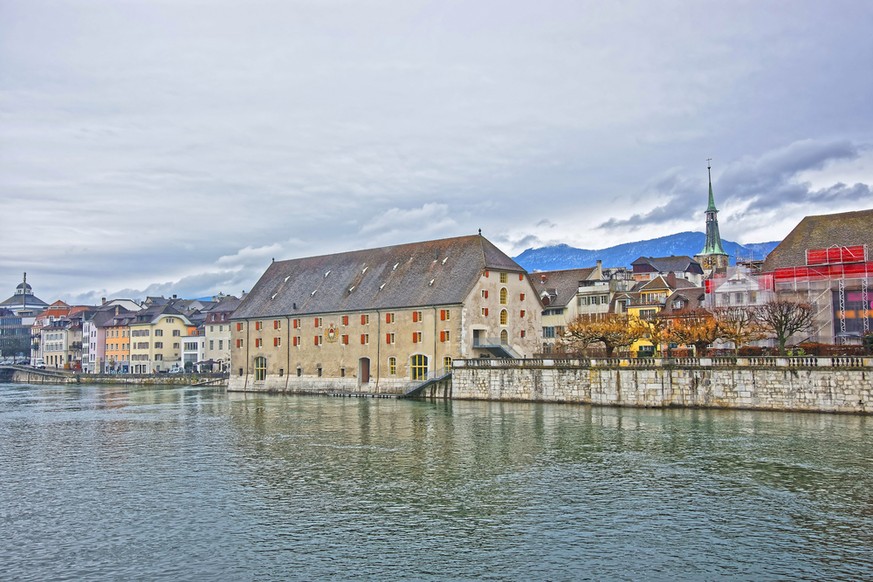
1, 382, 871, 581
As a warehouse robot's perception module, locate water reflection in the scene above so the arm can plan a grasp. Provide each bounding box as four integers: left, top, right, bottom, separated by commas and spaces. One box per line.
1, 383, 871, 580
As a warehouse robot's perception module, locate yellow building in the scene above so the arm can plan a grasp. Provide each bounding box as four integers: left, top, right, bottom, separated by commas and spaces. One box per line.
129, 305, 195, 373
625, 275, 700, 357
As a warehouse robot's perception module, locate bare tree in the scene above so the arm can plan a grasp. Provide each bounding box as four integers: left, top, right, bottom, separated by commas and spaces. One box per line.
755, 300, 815, 355
713, 306, 766, 353
670, 309, 720, 356
564, 314, 647, 357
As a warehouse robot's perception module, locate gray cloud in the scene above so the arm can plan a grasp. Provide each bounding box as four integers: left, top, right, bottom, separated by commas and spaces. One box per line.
597, 139, 871, 232
2, 1, 872, 301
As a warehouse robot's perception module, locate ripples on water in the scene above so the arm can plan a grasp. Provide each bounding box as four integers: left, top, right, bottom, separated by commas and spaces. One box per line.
0, 383, 871, 581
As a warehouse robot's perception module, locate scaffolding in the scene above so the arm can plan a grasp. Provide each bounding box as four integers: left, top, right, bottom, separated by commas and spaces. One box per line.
771, 245, 871, 344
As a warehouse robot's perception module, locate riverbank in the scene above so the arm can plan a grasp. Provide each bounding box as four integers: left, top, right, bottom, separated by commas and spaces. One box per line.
5, 367, 227, 387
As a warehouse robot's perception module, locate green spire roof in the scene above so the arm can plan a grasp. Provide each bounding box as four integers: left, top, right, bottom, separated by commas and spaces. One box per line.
700, 161, 727, 256
706, 164, 718, 212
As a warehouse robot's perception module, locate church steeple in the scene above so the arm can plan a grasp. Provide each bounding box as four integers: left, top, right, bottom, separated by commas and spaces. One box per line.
695, 159, 729, 273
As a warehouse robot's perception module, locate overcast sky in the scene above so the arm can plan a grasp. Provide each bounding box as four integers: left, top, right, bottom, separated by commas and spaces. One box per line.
2, 0, 872, 304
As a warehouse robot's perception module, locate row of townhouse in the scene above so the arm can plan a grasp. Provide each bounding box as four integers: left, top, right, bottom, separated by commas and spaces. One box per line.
6, 287, 244, 373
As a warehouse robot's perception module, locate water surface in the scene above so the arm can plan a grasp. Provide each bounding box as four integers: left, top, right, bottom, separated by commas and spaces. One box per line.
1, 383, 871, 580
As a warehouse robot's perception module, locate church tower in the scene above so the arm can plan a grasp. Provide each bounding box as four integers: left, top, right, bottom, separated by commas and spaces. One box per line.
694, 160, 729, 274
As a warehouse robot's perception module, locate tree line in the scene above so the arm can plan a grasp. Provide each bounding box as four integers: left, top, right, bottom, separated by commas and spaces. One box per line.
561, 299, 816, 357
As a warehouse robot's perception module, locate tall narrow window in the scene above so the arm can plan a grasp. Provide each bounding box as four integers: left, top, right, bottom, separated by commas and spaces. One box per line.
342, 315, 349, 326
443, 356, 452, 370
499, 288, 508, 305
500, 309, 508, 325
499, 272, 508, 283
254, 356, 267, 381
388, 356, 397, 375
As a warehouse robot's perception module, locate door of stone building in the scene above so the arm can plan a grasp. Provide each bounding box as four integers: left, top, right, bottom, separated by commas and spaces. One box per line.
358, 357, 370, 386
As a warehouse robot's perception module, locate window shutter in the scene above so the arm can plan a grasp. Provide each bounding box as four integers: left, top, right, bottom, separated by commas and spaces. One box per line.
520, 293, 525, 301
342, 335, 349, 345
411, 332, 417, 344
412, 311, 418, 323
274, 337, 279, 347
440, 330, 446, 342
385, 313, 391, 324
519, 273, 524, 281
440, 310, 446, 321
484, 290, 489, 299
520, 310, 526, 318
385, 333, 391, 344
484, 270, 489, 277
274, 320, 279, 329
314, 336, 318, 345
484, 308, 489, 316
361, 314, 367, 325
361, 334, 366, 344
342, 315, 349, 326
236, 322, 242, 331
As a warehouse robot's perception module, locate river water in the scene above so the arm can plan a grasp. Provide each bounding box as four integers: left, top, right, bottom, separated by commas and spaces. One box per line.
1, 382, 871, 581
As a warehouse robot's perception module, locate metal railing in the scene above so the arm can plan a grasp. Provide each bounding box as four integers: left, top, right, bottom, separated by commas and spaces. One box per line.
454, 356, 873, 369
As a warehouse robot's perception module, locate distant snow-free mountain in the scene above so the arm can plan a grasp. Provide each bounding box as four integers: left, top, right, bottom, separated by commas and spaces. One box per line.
513, 231, 780, 272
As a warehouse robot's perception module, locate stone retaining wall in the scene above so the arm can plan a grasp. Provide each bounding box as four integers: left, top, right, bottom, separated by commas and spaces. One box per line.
452, 358, 873, 413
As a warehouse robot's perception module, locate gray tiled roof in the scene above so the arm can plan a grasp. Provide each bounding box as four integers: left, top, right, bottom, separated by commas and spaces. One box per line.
233, 234, 524, 319
529, 267, 597, 308
632, 256, 703, 274
763, 208, 873, 272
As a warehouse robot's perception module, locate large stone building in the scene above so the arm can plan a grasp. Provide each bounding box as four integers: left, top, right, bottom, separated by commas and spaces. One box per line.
230, 234, 544, 393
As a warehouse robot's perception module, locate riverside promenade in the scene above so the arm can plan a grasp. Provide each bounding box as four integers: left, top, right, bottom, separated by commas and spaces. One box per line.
451, 356, 873, 414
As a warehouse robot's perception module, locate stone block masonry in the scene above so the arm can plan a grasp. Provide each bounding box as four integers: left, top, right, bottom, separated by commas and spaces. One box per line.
451, 357, 873, 414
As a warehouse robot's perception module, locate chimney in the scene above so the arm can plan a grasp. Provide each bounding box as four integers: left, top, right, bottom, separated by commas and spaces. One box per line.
101, 297, 106, 305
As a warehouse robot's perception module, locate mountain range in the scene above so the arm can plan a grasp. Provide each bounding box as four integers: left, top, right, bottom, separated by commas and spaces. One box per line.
513, 231, 780, 272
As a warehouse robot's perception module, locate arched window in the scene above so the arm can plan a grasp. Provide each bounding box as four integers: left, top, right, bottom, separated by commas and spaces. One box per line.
254, 356, 267, 381
500, 309, 508, 325
499, 287, 508, 305
410, 354, 428, 381
388, 356, 397, 375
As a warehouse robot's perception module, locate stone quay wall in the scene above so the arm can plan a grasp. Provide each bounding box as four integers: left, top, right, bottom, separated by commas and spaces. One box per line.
451, 357, 873, 414
227, 373, 414, 396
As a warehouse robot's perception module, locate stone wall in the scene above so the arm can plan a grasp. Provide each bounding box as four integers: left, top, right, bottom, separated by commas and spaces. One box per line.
227, 372, 414, 395
452, 357, 873, 414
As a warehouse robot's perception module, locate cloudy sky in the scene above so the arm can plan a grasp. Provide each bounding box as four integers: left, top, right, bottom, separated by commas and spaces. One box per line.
2, 0, 872, 304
